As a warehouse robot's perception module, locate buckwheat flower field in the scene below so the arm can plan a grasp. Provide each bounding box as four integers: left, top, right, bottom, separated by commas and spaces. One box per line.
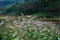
0, 16, 60, 40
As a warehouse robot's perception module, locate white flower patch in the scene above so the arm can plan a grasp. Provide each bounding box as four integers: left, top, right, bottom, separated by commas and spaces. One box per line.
50, 37, 53, 39
0, 21, 4, 26
26, 15, 32, 18
13, 33, 16, 37
8, 26, 14, 29
43, 28, 48, 31
13, 20, 17, 23
14, 30, 17, 34
44, 37, 47, 39
13, 37, 20, 40
58, 38, 60, 40
5, 16, 9, 19
21, 39, 24, 40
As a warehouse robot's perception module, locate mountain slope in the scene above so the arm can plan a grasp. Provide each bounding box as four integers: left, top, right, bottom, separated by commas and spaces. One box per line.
0, 0, 60, 17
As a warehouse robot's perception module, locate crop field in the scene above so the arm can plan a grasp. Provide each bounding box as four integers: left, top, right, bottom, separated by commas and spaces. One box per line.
0, 16, 60, 40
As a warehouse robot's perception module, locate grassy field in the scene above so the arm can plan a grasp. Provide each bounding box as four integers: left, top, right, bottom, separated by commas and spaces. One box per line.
0, 16, 60, 40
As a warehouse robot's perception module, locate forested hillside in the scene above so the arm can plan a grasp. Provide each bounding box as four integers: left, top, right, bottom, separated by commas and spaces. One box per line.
0, 0, 60, 17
